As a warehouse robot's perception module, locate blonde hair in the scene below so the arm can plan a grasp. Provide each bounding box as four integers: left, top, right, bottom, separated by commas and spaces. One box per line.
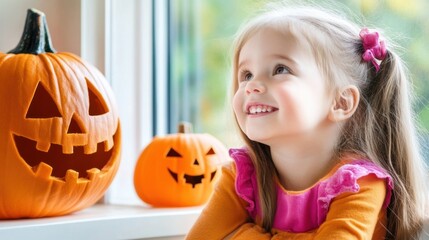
231, 5, 428, 239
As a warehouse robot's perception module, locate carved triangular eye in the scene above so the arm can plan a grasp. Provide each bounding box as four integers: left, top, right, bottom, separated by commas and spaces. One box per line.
167, 148, 182, 157
206, 148, 216, 155
26, 82, 61, 119
87, 79, 109, 116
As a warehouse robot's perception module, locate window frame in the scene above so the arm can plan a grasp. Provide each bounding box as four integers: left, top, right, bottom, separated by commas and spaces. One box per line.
89, 0, 170, 204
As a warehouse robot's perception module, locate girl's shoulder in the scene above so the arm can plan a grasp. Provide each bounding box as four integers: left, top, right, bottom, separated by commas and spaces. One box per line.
319, 158, 394, 209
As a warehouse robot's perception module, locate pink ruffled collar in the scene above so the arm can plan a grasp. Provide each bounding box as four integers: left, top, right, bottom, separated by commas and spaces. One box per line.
229, 148, 393, 232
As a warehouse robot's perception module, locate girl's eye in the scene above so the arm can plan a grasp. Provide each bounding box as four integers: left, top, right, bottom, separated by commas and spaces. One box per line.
240, 70, 253, 82
274, 65, 290, 75
245, 72, 253, 81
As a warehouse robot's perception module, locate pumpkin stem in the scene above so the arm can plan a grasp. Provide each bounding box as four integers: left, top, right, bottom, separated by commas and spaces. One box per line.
178, 122, 193, 134
8, 8, 56, 55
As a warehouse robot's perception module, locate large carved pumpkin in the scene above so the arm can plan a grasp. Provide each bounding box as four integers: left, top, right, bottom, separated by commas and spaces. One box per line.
134, 122, 229, 207
0, 9, 121, 218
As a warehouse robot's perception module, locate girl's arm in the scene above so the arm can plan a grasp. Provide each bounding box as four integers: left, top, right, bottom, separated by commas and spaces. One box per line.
185, 163, 250, 240
228, 174, 387, 239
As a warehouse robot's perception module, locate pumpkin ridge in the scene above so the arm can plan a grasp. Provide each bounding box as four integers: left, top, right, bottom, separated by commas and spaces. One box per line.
30, 173, 54, 217
62, 52, 105, 88
47, 53, 85, 93
63, 54, 116, 114
38, 54, 62, 106
48, 53, 109, 117
0, 54, 13, 65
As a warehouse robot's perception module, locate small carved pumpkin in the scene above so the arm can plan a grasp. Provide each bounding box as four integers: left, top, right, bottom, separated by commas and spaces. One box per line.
0, 9, 121, 218
134, 122, 229, 207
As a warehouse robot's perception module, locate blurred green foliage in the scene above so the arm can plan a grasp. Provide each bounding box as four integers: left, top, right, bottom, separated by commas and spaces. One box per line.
169, 0, 429, 148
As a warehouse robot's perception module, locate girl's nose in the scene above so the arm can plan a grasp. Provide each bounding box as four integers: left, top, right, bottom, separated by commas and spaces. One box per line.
245, 80, 265, 94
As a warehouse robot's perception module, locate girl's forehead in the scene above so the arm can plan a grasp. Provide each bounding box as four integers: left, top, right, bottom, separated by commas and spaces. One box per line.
238, 28, 314, 65
241, 25, 312, 51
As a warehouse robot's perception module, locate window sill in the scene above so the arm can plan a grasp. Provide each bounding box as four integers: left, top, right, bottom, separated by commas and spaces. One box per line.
0, 204, 202, 240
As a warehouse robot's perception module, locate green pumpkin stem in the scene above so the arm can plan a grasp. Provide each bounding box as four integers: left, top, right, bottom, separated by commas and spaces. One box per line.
178, 122, 193, 134
8, 8, 56, 55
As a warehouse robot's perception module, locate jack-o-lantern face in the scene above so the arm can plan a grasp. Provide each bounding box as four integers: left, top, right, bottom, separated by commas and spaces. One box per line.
166, 147, 217, 188
13, 80, 116, 180
0, 9, 121, 219
134, 123, 229, 207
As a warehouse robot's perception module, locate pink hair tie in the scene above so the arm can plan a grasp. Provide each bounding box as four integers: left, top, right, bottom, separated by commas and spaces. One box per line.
359, 28, 387, 72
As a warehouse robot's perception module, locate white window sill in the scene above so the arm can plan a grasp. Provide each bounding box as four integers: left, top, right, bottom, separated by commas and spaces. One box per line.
0, 204, 202, 240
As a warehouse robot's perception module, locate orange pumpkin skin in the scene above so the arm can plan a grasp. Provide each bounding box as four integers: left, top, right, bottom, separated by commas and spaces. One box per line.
0, 9, 121, 219
134, 126, 229, 207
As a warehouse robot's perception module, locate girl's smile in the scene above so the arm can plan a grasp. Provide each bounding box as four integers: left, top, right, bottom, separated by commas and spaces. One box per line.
246, 102, 278, 116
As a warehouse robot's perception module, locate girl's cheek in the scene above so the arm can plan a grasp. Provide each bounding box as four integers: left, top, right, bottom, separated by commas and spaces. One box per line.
232, 91, 242, 115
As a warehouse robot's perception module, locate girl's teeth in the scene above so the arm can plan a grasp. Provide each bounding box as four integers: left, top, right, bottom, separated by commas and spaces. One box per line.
249, 105, 274, 114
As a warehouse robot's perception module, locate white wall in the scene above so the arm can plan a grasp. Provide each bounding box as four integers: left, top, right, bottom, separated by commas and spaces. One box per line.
0, 0, 81, 56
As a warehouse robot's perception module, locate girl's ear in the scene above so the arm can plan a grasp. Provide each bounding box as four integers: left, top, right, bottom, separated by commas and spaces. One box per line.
329, 85, 360, 122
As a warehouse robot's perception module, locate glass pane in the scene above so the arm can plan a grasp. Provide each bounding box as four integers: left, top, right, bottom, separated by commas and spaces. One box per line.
169, 0, 265, 145
169, 0, 429, 160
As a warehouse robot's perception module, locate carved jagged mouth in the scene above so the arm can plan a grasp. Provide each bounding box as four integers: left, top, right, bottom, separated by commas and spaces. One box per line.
13, 134, 115, 180
168, 168, 217, 188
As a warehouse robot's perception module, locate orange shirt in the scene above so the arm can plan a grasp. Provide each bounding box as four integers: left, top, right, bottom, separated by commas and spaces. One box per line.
186, 162, 389, 239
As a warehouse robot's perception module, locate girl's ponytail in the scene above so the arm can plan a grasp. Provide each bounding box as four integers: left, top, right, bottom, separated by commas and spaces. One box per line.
356, 49, 429, 239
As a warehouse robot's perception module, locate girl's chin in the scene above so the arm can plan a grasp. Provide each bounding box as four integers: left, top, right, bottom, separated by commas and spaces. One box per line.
245, 131, 271, 144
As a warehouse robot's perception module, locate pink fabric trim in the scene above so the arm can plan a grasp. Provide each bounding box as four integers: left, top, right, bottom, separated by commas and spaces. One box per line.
229, 148, 258, 219
230, 148, 394, 232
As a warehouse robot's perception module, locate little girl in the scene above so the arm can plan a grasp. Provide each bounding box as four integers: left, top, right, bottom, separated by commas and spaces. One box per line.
186, 5, 428, 240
